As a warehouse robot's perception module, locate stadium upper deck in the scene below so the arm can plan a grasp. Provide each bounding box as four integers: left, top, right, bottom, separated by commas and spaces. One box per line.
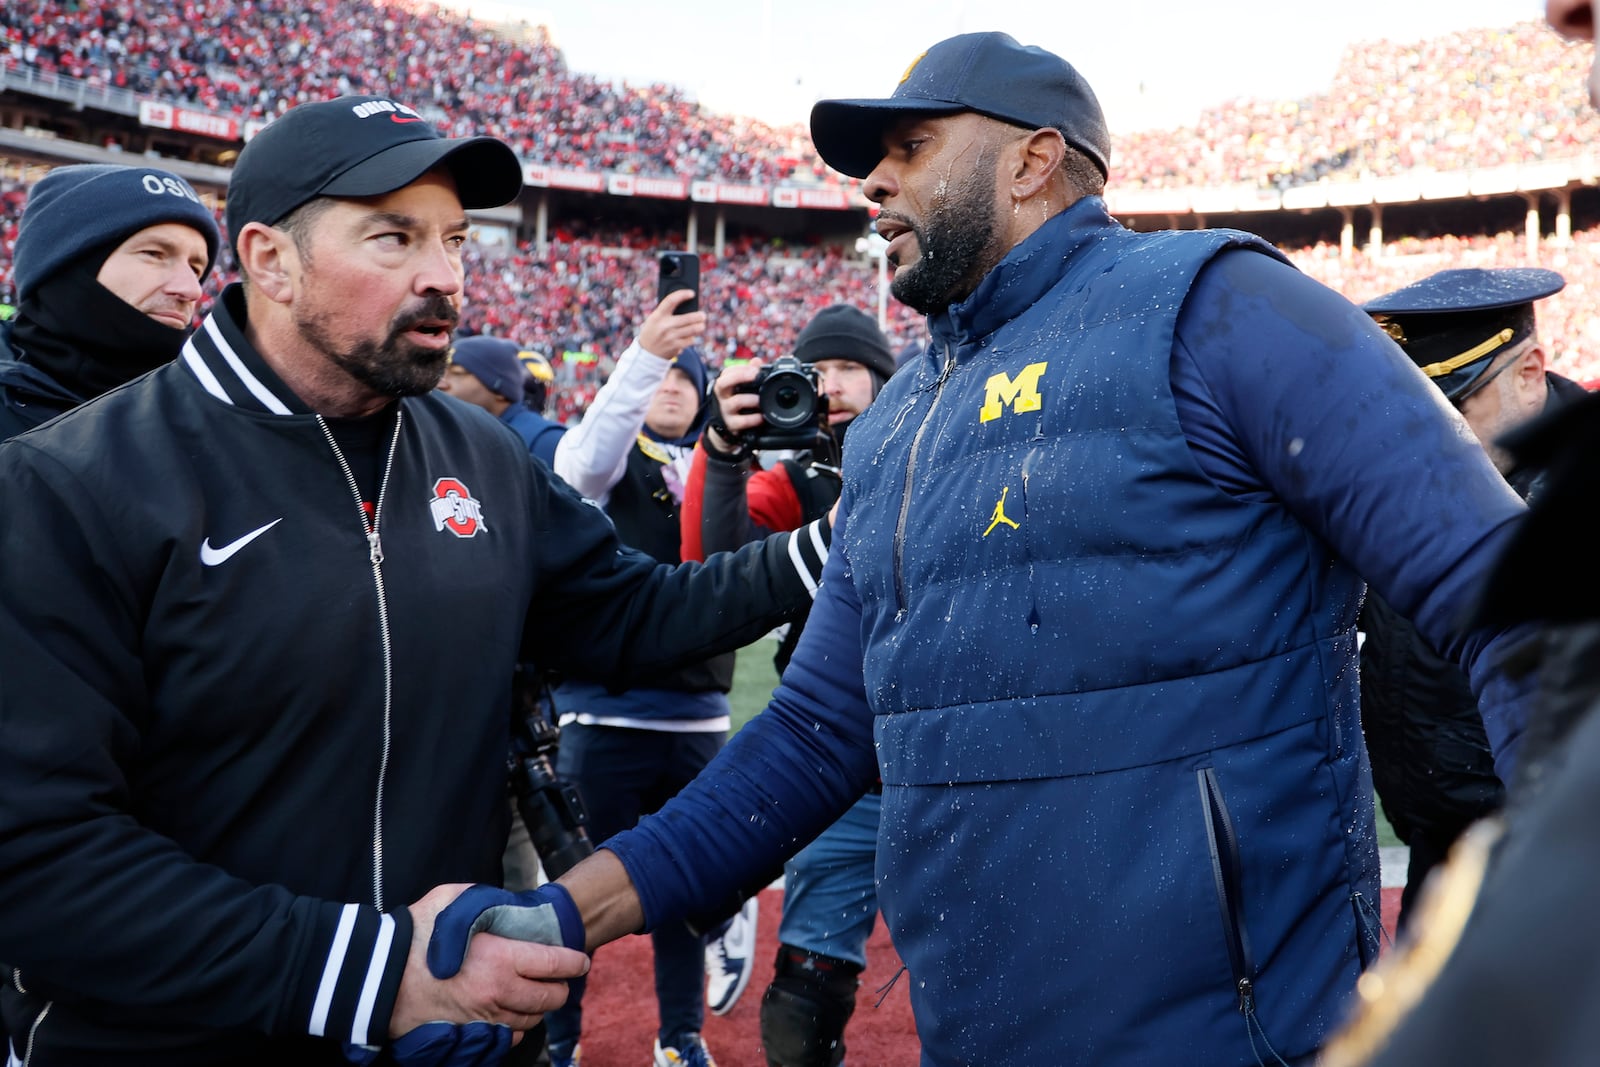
4, 5, 1600, 390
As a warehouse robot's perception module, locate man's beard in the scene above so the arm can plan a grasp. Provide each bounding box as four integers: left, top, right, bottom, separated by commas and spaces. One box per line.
298, 295, 459, 398
886, 158, 1002, 315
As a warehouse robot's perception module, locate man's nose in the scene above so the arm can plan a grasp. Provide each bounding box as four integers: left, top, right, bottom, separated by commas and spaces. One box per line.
169, 266, 204, 302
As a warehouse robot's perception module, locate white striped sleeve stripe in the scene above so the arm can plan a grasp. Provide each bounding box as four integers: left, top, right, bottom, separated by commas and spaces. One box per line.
786, 531, 818, 596
308, 903, 359, 1037
204, 315, 294, 415
350, 913, 396, 1045
181, 338, 232, 404
806, 518, 829, 567
785, 519, 830, 597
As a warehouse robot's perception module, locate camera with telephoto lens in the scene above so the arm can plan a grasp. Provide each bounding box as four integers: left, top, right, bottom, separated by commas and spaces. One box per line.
737, 355, 823, 450
507, 674, 593, 880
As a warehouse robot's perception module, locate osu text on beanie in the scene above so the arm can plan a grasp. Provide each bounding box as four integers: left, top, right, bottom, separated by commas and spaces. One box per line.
13, 164, 221, 302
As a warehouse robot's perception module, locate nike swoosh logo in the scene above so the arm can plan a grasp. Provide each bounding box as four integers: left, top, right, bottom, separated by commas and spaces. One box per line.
390, 115, 424, 124
200, 518, 283, 566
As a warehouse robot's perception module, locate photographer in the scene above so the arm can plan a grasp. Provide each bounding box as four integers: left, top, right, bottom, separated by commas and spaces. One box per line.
545, 289, 830, 1067
681, 304, 895, 1067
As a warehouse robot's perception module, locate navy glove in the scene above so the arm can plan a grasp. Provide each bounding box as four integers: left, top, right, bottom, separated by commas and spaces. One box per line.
344, 1021, 512, 1066
426, 882, 586, 980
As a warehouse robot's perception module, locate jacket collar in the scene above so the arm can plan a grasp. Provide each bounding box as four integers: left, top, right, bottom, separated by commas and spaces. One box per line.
0, 323, 82, 406
928, 195, 1120, 357
180, 284, 315, 415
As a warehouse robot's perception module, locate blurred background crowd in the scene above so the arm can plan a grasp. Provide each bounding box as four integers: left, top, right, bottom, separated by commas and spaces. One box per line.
4, 3, 1600, 406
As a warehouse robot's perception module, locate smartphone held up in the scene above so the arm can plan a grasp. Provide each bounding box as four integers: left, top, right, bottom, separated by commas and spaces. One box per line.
657, 251, 700, 314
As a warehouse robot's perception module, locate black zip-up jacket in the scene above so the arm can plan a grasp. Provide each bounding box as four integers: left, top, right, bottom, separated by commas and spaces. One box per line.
691, 446, 839, 673
0, 285, 825, 1065
0, 324, 82, 440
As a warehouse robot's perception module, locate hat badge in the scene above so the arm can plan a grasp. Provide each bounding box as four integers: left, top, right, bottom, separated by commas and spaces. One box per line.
899, 51, 928, 85
1375, 318, 1407, 345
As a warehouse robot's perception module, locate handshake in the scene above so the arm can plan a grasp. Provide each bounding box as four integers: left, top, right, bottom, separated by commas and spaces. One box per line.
351, 883, 588, 1067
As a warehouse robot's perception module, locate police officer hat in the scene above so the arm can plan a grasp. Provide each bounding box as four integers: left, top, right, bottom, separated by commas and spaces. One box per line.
1363, 268, 1565, 403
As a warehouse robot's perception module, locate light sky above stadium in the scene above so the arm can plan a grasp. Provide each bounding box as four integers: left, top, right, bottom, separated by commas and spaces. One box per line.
445, 0, 1552, 132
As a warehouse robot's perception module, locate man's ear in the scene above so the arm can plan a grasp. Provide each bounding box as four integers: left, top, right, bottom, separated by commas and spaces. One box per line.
1513, 342, 1550, 406
235, 222, 297, 304
1011, 127, 1066, 201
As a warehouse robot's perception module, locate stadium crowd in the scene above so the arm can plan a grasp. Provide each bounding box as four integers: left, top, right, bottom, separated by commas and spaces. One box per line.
9, 0, 1600, 399
7, 3, 1600, 191
2, 172, 1597, 411
1113, 20, 1600, 189
1, 0, 834, 187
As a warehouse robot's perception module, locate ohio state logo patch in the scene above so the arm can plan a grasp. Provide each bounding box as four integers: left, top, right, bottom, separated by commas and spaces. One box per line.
429, 477, 486, 538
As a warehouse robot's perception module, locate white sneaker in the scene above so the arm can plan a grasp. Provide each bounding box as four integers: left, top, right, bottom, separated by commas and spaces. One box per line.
704, 896, 758, 1015
654, 1034, 718, 1066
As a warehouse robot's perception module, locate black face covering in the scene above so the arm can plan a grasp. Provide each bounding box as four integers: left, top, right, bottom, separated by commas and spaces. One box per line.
8, 248, 194, 403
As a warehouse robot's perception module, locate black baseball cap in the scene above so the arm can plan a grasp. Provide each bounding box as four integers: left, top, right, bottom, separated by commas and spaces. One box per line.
225, 95, 523, 252
809, 32, 1111, 181
1362, 268, 1565, 403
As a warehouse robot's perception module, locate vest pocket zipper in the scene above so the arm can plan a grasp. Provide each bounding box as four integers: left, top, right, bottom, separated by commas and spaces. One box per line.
1197, 766, 1254, 1010
1197, 767, 1289, 1066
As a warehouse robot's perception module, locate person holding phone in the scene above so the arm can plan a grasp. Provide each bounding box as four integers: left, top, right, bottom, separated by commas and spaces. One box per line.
544, 274, 793, 1067
680, 304, 899, 1065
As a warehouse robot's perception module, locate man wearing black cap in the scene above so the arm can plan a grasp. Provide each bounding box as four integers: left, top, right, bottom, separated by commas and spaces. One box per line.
533, 33, 1542, 1067
681, 304, 896, 1065
439, 334, 567, 466
0, 163, 220, 439
0, 95, 826, 1066
1356, 267, 1589, 931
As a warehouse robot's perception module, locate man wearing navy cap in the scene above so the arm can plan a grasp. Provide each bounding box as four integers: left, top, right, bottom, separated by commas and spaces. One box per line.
1357, 268, 1588, 931
439, 335, 567, 466
0, 96, 827, 1065
525, 33, 1544, 1067
1365, 268, 1586, 484
0, 163, 220, 439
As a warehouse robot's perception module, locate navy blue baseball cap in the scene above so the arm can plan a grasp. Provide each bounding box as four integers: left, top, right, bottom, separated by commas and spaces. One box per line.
450, 335, 526, 405
1363, 268, 1565, 402
809, 32, 1111, 181
225, 95, 522, 253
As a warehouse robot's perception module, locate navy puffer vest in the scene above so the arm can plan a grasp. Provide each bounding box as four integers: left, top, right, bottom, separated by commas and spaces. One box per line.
839, 198, 1378, 1065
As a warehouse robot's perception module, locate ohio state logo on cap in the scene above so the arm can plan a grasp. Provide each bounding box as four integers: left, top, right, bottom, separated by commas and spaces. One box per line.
429, 477, 486, 538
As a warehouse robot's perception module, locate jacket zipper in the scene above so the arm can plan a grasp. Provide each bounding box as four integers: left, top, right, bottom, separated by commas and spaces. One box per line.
317, 412, 403, 909
1196, 767, 1256, 1015
12, 968, 49, 1067
892, 340, 958, 613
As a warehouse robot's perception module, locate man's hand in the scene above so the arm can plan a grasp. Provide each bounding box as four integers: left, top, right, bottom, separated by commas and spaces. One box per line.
389, 884, 590, 1040
637, 289, 706, 362
426, 883, 585, 979
708, 358, 765, 452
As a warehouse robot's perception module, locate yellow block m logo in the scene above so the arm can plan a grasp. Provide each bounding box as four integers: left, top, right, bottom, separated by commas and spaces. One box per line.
979, 362, 1048, 423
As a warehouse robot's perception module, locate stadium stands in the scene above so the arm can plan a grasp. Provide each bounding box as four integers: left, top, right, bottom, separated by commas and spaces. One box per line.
7, 5, 1598, 188
3, 5, 1600, 402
